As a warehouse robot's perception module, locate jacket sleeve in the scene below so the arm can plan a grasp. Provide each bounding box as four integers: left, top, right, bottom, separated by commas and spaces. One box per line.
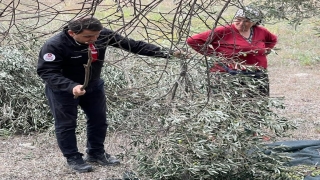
100, 28, 172, 58
37, 42, 79, 93
264, 28, 278, 49
186, 29, 216, 55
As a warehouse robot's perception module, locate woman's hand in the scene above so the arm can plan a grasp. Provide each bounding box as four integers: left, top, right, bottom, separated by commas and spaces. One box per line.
265, 48, 272, 55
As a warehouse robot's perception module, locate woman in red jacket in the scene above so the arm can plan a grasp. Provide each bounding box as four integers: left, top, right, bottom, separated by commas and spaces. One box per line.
187, 6, 277, 96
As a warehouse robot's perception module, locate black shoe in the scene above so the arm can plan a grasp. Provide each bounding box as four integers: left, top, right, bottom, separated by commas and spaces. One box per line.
67, 153, 93, 173
84, 153, 120, 166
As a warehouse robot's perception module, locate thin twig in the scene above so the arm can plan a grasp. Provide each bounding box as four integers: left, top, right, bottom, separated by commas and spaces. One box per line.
74, 47, 93, 99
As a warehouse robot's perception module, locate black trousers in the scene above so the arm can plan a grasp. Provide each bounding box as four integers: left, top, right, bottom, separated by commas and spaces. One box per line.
227, 69, 269, 97
238, 70, 269, 97
45, 79, 108, 157
211, 70, 269, 97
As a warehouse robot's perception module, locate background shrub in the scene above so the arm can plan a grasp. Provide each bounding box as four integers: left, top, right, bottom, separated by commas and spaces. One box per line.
0, 46, 51, 134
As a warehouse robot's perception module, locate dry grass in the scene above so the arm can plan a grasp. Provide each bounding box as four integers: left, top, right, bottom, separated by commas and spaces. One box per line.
267, 20, 320, 140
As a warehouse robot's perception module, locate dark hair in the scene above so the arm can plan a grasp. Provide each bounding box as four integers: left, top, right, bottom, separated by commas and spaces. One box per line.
68, 17, 103, 34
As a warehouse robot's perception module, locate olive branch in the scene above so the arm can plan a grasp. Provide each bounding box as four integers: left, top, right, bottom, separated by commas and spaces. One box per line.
74, 47, 93, 99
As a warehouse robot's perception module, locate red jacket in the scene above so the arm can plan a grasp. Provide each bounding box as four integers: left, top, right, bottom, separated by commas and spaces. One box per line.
186, 24, 277, 72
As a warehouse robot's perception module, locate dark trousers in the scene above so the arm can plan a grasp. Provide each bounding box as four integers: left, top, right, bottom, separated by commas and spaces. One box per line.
211, 70, 269, 97
228, 69, 269, 97
45, 79, 108, 157
238, 70, 269, 97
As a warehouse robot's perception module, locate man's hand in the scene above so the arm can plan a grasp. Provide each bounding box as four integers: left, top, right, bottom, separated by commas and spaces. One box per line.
73, 85, 86, 97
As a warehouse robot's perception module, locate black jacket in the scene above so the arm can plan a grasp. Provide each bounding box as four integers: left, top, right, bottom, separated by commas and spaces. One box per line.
37, 27, 170, 93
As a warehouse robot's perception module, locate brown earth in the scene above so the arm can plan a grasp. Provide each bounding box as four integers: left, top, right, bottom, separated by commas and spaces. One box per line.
0, 132, 129, 180
269, 63, 320, 140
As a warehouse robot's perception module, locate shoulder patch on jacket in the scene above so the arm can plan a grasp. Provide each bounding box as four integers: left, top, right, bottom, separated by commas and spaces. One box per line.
43, 53, 56, 61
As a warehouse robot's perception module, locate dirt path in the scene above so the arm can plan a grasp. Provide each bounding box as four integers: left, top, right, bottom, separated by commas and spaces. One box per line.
0, 134, 127, 180
269, 64, 320, 140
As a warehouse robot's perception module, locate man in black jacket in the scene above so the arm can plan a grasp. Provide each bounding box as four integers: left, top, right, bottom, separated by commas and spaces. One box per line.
37, 16, 181, 173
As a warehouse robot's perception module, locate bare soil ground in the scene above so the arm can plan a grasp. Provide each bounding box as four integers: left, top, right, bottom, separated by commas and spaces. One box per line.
269, 63, 320, 140
1, 62, 319, 179
0, 132, 129, 180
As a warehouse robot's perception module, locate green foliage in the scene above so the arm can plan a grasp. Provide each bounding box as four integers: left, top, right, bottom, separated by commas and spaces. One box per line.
109, 55, 296, 180
250, 0, 320, 26
0, 46, 51, 134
